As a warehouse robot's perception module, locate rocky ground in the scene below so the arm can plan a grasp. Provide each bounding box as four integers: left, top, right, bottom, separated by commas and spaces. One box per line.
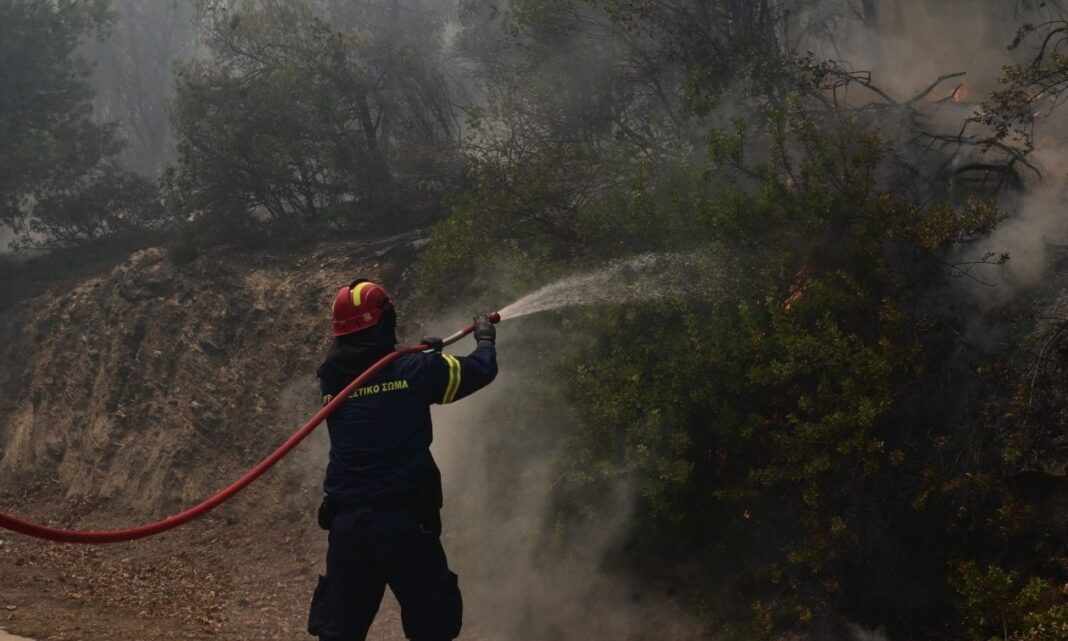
0, 495, 426, 641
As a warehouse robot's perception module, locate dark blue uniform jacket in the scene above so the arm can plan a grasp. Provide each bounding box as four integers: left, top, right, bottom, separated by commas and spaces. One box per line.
319, 341, 497, 505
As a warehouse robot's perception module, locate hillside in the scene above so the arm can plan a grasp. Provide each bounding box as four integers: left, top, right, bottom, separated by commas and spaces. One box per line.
0, 233, 429, 640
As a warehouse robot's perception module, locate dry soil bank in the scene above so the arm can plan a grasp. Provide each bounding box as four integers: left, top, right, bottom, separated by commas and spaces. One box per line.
0, 233, 440, 641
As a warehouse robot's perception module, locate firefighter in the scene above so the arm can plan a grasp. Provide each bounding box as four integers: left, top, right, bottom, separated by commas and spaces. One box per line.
308, 278, 497, 641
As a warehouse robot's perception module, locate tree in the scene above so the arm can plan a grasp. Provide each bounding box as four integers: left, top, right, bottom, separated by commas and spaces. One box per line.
86, 0, 197, 176
0, 0, 164, 248
166, 0, 460, 241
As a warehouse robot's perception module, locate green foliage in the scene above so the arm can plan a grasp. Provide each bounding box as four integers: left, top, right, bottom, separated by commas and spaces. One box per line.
420, 70, 1034, 631
953, 562, 1064, 641
26, 165, 165, 248
553, 105, 1011, 630
977, 21, 1068, 152
0, 0, 162, 248
1017, 605, 1068, 641
167, 0, 460, 246
415, 141, 707, 305
0, 0, 114, 209
419, 0, 782, 301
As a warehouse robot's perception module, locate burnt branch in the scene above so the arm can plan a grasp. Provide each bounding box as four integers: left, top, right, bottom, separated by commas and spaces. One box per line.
804, 60, 1033, 196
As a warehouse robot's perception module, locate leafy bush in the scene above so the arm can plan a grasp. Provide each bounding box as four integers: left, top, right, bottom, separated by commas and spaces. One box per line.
20, 166, 164, 249
953, 562, 1065, 641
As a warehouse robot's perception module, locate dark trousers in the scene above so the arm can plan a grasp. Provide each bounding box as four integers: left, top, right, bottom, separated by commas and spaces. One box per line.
308, 505, 462, 641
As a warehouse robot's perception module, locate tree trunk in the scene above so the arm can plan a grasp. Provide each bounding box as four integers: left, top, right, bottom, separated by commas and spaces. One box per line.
693, 0, 711, 32
862, 0, 878, 29
355, 93, 394, 215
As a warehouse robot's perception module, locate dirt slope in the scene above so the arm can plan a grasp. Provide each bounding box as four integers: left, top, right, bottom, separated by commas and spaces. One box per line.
0, 232, 436, 641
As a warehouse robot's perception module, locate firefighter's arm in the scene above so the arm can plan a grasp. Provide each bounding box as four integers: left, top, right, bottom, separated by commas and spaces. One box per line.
423, 341, 498, 404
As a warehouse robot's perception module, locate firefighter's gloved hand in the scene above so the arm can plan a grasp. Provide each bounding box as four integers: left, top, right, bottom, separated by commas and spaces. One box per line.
421, 336, 445, 352
473, 314, 496, 344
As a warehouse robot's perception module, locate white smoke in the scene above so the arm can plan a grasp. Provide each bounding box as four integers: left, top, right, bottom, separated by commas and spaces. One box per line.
850, 623, 892, 641
427, 319, 703, 641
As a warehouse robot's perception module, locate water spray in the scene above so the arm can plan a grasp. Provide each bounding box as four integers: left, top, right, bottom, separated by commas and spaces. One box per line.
0, 313, 501, 544
0, 250, 717, 543
493, 251, 721, 320
442, 312, 502, 346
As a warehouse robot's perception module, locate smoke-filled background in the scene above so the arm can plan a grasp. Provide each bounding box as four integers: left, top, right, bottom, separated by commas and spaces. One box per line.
2, 1, 1068, 640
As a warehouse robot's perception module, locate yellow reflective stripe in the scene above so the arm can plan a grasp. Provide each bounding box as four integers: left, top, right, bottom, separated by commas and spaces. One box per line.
322, 394, 333, 406
442, 354, 461, 403
351, 282, 375, 307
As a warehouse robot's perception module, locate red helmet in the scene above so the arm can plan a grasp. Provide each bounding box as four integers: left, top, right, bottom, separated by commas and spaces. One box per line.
331, 279, 393, 336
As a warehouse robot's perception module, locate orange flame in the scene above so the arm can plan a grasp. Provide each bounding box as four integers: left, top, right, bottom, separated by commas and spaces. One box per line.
952, 82, 969, 103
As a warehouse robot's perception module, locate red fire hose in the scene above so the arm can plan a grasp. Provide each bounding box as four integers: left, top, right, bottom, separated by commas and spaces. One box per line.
0, 313, 499, 544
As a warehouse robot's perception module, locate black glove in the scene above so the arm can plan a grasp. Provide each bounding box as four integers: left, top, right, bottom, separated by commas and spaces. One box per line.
421, 336, 444, 351
473, 314, 496, 344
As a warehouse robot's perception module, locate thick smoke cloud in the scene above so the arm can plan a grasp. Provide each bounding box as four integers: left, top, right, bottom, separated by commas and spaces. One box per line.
0, 227, 13, 253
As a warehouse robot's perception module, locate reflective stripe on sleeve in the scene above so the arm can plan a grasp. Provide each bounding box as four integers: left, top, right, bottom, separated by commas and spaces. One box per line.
442, 354, 462, 403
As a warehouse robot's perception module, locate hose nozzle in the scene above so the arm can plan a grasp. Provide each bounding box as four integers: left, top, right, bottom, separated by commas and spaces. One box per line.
440, 311, 502, 347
